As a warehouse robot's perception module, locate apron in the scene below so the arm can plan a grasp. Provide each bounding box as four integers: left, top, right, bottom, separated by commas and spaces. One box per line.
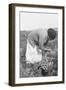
26, 40, 42, 64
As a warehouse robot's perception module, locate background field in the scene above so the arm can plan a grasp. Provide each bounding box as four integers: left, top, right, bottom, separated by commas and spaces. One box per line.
20, 29, 58, 78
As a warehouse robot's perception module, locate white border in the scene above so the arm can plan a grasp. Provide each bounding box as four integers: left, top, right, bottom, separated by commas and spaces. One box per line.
15, 6, 63, 84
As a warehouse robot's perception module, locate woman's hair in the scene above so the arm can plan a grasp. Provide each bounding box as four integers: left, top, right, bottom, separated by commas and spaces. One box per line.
48, 28, 56, 40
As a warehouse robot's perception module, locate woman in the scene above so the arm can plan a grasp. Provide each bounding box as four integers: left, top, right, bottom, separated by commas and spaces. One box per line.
26, 28, 56, 64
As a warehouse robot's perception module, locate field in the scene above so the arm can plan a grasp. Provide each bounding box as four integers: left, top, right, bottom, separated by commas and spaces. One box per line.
20, 30, 58, 78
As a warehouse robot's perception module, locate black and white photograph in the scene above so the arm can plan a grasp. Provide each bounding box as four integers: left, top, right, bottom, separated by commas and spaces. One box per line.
9, 4, 64, 86
20, 12, 58, 78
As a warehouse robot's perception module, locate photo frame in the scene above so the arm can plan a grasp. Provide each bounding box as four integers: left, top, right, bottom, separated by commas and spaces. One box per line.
9, 3, 64, 86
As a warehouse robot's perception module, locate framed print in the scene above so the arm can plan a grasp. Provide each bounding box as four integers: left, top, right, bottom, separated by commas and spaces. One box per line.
9, 3, 64, 86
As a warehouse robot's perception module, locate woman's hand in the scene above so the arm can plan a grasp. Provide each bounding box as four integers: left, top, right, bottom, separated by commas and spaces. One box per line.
42, 47, 51, 52
36, 46, 42, 54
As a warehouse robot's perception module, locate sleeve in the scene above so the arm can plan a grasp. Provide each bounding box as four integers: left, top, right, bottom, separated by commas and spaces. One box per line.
39, 30, 48, 50
28, 32, 35, 48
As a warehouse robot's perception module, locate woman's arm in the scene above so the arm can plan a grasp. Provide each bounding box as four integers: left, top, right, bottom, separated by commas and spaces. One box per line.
28, 38, 35, 48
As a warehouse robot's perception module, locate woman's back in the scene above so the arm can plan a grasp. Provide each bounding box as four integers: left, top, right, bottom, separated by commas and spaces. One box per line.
28, 28, 48, 49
